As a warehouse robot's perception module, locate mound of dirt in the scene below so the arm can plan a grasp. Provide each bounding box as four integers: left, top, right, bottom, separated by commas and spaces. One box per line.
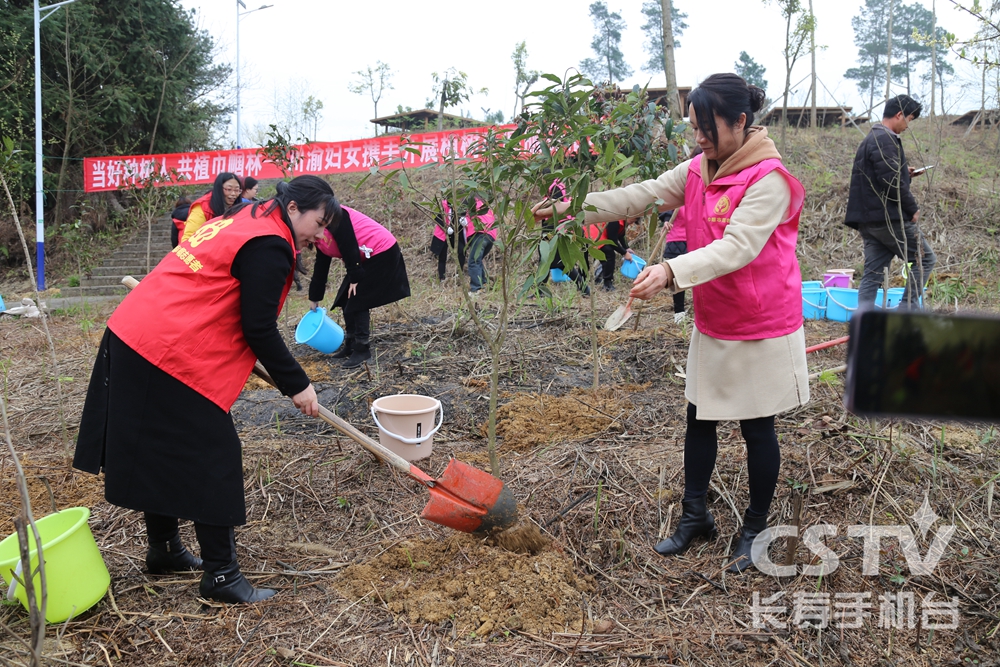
335, 533, 594, 637
0, 456, 105, 534
493, 390, 622, 450
244, 358, 336, 390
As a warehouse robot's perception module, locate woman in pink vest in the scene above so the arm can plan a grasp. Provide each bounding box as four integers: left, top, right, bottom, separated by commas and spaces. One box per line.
74, 176, 336, 604
429, 198, 466, 281
308, 206, 410, 368
534, 73, 808, 574
464, 197, 497, 293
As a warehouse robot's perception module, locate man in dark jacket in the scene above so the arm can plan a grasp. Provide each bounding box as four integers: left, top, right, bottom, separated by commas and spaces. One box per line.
845, 95, 935, 308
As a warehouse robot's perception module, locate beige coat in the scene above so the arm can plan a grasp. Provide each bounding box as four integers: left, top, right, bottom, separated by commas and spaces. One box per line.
584, 128, 809, 420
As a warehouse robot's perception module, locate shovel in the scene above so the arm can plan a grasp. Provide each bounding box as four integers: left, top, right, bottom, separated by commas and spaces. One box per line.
604, 297, 636, 331
121, 276, 518, 534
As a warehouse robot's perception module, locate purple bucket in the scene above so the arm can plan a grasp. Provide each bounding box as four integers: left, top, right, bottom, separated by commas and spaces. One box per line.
822, 270, 854, 288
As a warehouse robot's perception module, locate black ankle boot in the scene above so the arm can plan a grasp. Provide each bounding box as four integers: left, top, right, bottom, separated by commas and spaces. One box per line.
342, 345, 371, 369
654, 497, 717, 556
331, 338, 354, 359
146, 535, 203, 574
199, 561, 275, 603
727, 512, 769, 573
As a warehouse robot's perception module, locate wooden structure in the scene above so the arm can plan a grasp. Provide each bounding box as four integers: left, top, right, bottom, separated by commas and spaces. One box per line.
951, 109, 1000, 127
371, 109, 483, 133
645, 86, 692, 116
760, 106, 866, 127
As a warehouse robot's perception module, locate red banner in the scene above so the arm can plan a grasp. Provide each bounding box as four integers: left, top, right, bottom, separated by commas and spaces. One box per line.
82, 125, 510, 193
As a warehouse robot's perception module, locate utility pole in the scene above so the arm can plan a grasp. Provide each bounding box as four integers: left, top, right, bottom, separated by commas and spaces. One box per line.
809, 0, 817, 128
885, 0, 894, 102
235, 1, 272, 149
660, 0, 680, 119
34, 0, 76, 291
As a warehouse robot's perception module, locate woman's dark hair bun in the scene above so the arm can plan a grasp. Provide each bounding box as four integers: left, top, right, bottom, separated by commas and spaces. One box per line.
747, 85, 767, 113
274, 181, 289, 196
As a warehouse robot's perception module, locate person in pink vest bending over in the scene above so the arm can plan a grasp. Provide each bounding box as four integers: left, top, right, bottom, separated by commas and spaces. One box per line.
430, 198, 466, 281
534, 73, 808, 575
309, 206, 411, 368
464, 197, 497, 293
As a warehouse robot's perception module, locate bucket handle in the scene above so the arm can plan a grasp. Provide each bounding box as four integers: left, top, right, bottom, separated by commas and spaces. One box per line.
7, 561, 21, 601
802, 295, 825, 309
370, 400, 444, 445
825, 289, 858, 312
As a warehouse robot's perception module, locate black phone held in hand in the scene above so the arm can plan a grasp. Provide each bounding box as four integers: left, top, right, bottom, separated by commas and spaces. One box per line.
844, 308, 1000, 422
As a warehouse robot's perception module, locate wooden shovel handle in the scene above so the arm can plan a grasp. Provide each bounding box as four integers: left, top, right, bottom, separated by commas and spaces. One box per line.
120, 275, 414, 477
249, 362, 412, 476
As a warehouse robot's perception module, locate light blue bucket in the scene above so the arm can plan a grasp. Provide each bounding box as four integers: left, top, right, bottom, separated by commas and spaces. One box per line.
802, 288, 827, 320
875, 287, 905, 309
295, 308, 345, 353
825, 288, 858, 322
620, 255, 647, 280
549, 268, 571, 283
802, 280, 823, 290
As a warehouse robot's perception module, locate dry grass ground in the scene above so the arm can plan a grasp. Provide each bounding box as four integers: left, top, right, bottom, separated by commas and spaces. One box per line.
1, 121, 998, 666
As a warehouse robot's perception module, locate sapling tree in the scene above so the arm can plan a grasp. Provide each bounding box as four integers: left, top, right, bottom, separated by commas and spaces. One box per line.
348, 62, 393, 135
361, 73, 684, 476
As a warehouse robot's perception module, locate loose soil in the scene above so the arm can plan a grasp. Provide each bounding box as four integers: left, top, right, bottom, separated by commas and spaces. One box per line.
334, 531, 589, 637
493, 389, 625, 450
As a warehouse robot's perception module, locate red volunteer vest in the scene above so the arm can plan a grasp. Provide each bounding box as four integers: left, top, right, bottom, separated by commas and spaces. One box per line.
109, 206, 296, 410
685, 154, 805, 340
189, 191, 216, 221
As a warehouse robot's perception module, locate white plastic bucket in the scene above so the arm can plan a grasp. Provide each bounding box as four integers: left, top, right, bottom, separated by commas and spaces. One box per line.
370, 394, 443, 462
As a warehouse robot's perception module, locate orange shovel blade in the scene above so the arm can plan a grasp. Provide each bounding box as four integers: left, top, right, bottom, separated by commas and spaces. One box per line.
418, 459, 518, 534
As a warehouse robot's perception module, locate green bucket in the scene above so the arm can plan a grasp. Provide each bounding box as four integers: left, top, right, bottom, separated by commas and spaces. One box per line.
0, 507, 110, 623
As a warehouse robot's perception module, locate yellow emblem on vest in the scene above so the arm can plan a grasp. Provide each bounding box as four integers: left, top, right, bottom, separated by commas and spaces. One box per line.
713, 196, 732, 215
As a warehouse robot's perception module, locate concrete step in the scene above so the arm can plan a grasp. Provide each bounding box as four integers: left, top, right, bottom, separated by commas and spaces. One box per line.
89, 265, 161, 277
96, 253, 167, 268
80, 275, 148, 287
59, 284, 129, 298
118, 244, 173, 253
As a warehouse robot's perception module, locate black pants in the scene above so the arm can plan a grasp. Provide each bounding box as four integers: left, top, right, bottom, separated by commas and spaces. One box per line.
145, 513, 235, 572
664, 241, 688, 313
344, 309, 371, 348
599, 253, 618, 286
434, 233, 465, 280
680, 403, 780, 519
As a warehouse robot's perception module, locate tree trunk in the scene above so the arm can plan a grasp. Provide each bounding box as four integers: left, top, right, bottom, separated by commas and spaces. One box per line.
781, 9, 792, 150
930, 0, 937, 117
905, 50, 911, 96
437, 83, 446, 131
809, 0, 817, 128
54, 9, 73, 227
885, 0, 894, 101
660, 0, 681, 119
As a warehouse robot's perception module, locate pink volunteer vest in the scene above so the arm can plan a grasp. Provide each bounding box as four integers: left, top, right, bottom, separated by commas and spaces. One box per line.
684, 155, 805, 340
315, 206, 396, 260
467, 199, 497, 240
433, 200, 452, 242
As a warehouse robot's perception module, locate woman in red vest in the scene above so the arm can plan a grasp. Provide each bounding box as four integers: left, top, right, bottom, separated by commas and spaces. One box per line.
74, 175, 339, 603
534, 74, 808, 574
180, 171, 243, 243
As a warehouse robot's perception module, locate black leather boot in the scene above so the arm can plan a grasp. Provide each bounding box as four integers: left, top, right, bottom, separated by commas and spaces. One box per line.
654, 497, 718, 556
727, 511, 768, 573
199, 561, 275, 604
342, 344, 371, 369
331, 337, 354, 359
146, 535, 203, 574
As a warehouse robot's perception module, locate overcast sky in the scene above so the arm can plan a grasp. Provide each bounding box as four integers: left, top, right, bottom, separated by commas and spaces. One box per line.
181, 0, 988, 146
